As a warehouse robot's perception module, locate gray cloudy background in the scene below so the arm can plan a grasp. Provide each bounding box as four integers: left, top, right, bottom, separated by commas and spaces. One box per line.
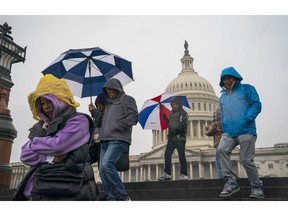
1, 15, 288, 162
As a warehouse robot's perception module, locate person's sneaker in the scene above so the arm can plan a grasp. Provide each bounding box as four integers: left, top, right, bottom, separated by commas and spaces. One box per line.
177, 174, 189, 180
219, 181, 240, 198
116, 196, 131, 201
250, 187, 265, 199
158, 173, 172, 181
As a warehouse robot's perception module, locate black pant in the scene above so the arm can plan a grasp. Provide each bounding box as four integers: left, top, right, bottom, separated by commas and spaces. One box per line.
164, 140, 188, 175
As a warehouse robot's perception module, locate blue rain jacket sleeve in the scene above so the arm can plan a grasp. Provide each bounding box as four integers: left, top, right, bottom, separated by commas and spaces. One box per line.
245, 85, 262, 122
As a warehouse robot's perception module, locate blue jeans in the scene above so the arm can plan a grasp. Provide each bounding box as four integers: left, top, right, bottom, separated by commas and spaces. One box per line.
99, 141, 129, 200
164, 140, 188, 175
215, 147, 223, 179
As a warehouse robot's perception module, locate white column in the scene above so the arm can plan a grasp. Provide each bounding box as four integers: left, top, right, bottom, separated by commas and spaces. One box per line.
128, 168, 131, 182
172, 163, 176, 180
209, 162, 213, 179
136, 167, 139, 182
189, 162, 193, 179
237, 161, 242, 178
143, 167, 146, 181
205, 121, 208, 140
190, 121, 193, 138
198, 162, 203, 178
148, 165, 151, 181
156, 164, 159, 180
121, 172, 124, 181
197, 121, 201, 137
140, 166, 143, 182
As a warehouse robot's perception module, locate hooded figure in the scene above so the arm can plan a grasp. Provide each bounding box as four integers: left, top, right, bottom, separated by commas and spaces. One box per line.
158, 95, 189, 181
217, 67, 264, 199
99, 78, 138, 144
95, 92, 109, 107
98, 78, 138, 201
165, 96, 188, 140
14, 74, 97, 201
219, 67, 262, 137
91, 92, 109, 129
88, 92, 110, 164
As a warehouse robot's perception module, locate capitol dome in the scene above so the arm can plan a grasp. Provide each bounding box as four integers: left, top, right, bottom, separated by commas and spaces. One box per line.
152, 41, 219, 150
165, 72, 216, 95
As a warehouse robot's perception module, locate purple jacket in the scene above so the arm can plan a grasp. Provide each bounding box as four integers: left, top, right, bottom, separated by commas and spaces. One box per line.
20, 94, 90, 199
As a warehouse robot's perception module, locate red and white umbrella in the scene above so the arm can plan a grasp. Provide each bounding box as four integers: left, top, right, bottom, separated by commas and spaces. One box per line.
139, 93, 190, 131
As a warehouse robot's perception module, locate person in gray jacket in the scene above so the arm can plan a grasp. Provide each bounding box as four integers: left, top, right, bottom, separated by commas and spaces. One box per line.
98, 78, 138, 201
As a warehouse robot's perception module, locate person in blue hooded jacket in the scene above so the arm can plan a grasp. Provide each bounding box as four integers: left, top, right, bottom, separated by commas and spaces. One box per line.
217, 67, 264, 199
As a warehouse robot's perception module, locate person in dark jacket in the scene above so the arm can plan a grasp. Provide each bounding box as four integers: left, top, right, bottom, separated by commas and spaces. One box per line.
14, 74, 97, 201
88, 93, 109, 165
204, 109, 223, 179
217, 67, 264, 199
158, 96, 189, 181
98, 78, 138, 201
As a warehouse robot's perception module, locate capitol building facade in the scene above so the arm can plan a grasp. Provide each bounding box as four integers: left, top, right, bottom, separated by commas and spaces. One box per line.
10, 42, 288, 188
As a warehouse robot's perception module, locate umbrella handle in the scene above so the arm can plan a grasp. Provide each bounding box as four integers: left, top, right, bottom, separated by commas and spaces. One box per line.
88, 60, 92, 105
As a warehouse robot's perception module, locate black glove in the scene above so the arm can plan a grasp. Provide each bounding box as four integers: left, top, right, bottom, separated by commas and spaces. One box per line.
163, 114, 168, 122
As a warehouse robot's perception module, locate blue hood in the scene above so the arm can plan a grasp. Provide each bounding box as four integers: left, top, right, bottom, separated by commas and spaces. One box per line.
219, 67, 243, 87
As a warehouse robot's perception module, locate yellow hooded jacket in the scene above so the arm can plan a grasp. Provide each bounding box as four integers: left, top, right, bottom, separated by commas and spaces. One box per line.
28, 74, 80, 120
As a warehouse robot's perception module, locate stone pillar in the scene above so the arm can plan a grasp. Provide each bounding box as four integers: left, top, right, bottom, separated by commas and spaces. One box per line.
0, 22, 26, 189
190, 121, 193, 138
136, 167, 139, 182
198, 162, 203, 178
237, 161, 242, 178
209, 162, 213, 179
0, 87, 16, 188
147, 164, 151, 181
156, 164, 159, 180
189, 162, 193, 179
120, 172, 124, 181
140, 166, 143, 182
172, 163, 176, 180
197, 121, 201, 137
128, 168, 131, 182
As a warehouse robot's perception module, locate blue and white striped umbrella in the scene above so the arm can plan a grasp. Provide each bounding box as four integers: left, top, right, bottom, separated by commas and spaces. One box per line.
42, 47, 134, 103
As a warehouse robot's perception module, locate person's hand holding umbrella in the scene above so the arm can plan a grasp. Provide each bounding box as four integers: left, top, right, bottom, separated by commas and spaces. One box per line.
88, 103, 96, 113
159, 102, 169, 126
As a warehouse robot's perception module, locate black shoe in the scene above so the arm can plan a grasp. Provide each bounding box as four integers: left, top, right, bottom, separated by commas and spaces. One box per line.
250, 187, 265, 199
117, 196, 131, 201
219, 183, 240, 198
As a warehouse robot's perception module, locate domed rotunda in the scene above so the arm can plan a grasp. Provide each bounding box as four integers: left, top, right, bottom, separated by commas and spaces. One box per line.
152, 41, 219, 150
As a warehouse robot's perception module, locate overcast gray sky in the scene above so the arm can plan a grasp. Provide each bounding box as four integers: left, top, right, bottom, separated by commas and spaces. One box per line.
1, 15, 288, 162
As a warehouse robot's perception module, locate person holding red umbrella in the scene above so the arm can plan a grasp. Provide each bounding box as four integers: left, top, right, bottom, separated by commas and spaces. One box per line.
158, 96, 189, 181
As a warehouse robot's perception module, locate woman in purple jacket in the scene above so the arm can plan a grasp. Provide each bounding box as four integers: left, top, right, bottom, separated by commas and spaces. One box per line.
14, 74, 97, 201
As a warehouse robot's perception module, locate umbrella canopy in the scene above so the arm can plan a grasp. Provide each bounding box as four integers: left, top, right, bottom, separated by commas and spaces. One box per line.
139, 93, 191, 131
42, 47, 134, 103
